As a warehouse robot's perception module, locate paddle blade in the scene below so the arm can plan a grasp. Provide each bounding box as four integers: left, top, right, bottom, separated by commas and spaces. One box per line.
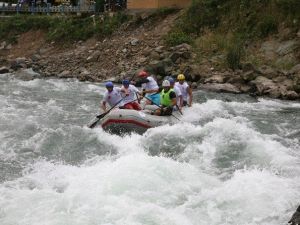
88, 111, 109, 129
88, 118, 100, 129
96, 112, 108, 119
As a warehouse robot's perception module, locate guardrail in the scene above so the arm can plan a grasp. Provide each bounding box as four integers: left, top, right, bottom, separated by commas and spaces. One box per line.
0, 4, 96, 14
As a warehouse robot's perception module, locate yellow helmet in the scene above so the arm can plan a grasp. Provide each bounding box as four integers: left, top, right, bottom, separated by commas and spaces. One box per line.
177, 74, 185, 80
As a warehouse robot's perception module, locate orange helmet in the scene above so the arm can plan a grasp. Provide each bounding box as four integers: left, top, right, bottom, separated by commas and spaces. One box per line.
138, 70, 148, 77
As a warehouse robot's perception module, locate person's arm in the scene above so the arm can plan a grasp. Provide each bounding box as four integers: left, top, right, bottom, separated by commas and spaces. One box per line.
101, 92, 108, 111
144, 88, 159, 94
170, 91, 177, 107
175, 87, 183, 109
135, 78, 149, 87
179, 95, 183, 109
101, 101, 107, 112
187, 86, 193, 107
171, 97, 177, 107
132, 85, 142, 96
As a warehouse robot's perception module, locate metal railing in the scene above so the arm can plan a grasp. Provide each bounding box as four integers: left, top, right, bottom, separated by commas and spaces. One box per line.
0, 4, 96, 14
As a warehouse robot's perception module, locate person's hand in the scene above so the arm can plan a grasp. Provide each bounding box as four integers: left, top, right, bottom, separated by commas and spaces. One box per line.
168, 106, 173, 111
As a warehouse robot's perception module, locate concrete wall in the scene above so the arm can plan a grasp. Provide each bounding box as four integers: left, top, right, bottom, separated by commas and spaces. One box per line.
127, 0, 191, 10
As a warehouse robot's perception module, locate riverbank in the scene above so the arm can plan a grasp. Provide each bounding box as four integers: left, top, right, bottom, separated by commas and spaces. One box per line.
0, 7, 299, 100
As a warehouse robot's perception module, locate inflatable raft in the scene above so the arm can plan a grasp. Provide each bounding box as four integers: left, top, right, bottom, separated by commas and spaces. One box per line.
90, 106, 181, 135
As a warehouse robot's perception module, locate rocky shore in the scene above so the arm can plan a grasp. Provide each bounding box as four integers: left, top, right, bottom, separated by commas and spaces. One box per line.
0, 12, 299, 100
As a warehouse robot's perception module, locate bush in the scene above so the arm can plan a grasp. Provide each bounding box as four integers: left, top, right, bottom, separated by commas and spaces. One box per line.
0, 15, 53, 41
178, 0, 226, 34
0, 13, 129, 43
226, 39, 244, 70
47, 17, 95, 42
275, 0, 300, 17
97, 12, 129, 37
258, 15, 278, 37
165, 30, 193, 46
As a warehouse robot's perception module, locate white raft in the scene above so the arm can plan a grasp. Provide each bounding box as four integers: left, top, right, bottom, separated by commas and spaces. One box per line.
92, 105, 181, 135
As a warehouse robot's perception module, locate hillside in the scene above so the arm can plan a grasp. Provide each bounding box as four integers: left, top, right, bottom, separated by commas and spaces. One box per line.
0, 1, 300, 100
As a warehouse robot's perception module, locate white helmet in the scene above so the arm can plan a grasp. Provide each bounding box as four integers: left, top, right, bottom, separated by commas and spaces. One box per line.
162, 80, 170, 87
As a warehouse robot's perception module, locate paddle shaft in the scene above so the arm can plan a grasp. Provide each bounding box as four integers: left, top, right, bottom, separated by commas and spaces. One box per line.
89, 98, 124, 128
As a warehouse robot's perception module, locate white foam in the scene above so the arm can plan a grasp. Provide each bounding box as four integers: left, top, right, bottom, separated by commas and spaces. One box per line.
1, 77, 300, 225
1, 154, 299, 225
181, 100, 232, 122
0, 155, 218, 225
16, 79, 41, 88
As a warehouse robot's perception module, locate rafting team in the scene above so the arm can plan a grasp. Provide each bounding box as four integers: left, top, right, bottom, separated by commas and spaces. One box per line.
101, 70, 193, 116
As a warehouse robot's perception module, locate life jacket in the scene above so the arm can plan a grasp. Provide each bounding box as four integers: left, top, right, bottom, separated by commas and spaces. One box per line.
160, 88, 174, 107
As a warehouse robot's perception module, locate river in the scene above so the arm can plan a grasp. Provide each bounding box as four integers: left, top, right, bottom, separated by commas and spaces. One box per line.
0, 73, 299, 225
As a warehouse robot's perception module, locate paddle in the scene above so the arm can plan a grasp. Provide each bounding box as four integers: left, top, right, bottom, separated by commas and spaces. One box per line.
176, 104, 183, 115
89, 75, 140, 129
88, 98, 124, 129
143, 95, 181, 121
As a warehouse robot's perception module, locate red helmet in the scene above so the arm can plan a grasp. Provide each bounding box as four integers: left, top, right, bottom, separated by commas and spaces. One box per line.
138, 70, 148, 77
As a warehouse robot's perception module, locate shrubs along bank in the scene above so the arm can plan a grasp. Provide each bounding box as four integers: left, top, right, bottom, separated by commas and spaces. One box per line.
0, 2, 300, 100
0, 8, 177, 44
166, 0, 300, 71
163, 0, 300, 99
0, 13, 129, 44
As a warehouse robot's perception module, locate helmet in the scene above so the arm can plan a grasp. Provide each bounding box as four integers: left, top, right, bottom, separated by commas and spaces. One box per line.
138, 70, 148, 77
177, 74, 185, 80
105, 81, 114, 88
162, 80, 171, 87
168, 77, 175, 84
122, 79, 130, 85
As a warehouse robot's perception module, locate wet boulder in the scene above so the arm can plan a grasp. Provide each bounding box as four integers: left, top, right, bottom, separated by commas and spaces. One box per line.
15, 68, 41, 81
200, 83, 241, 94
289, 205, 300, 225
0, 66, 9, 74
204, 74, 226, 84
250, 76, 277, 95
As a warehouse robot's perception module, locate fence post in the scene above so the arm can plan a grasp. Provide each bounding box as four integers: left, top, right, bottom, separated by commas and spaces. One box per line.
31, 2, 34, 14
16, 3, 19, 14
47, 3, 50, 15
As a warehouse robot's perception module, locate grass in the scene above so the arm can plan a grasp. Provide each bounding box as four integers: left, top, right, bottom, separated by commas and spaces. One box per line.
165, 0, 300, 70
0, 13, 129, 44
164, 29, 193, 46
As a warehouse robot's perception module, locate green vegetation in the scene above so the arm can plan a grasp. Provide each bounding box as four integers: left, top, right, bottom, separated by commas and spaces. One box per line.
0, 13, 129, 44
176, 0, 300, 37
0, 7, 178, 44
165, 30, 193, 46
166, 0, 300, 69
226, 38, 244, 70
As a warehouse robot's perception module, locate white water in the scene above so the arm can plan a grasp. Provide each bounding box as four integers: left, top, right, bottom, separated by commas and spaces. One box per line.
0, 74, 299, 225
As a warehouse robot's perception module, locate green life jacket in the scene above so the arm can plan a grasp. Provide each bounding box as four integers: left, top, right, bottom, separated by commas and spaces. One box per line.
160, 88, 174, 106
